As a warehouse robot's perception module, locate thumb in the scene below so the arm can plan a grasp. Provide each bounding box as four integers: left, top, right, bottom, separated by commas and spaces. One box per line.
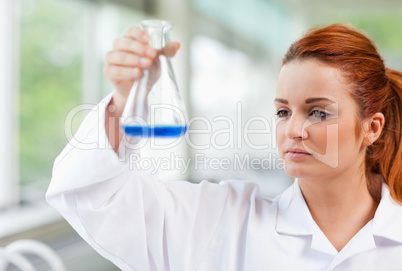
162, 42, 181, 57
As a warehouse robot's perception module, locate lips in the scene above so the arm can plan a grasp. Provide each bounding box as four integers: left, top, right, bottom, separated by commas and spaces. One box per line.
285, 147, 312, 157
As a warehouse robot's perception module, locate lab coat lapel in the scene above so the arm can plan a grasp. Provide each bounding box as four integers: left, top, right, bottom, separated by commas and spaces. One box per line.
311, 224, 338, 255
275, 179, 402, 270
276, 180, 315, 236
372, 182, 402, 244
276, 180, 340, 255
325, 222, 376, 270
276, 180, 373, 257
326, 183, 402, 270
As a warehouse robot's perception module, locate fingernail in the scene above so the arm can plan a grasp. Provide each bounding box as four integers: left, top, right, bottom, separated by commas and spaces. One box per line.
145, 48, 156, 58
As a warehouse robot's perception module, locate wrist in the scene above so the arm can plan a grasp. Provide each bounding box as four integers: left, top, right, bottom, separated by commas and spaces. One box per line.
109, 91, 127, 118
106, 92, 125, 153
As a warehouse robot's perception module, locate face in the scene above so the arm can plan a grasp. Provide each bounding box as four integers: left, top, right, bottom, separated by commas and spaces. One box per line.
275, 59, 365, 181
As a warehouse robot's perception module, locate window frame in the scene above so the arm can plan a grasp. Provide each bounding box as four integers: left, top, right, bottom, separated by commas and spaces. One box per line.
0, 0, 20, 209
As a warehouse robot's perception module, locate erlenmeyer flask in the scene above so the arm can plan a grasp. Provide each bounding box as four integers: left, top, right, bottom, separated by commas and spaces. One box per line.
120, 20, 187, 137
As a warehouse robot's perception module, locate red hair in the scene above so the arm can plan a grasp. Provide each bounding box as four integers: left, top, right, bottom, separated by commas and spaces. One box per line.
283, 23, 402, 203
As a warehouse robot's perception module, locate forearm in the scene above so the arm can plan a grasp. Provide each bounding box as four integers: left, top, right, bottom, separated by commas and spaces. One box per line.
105, 91, 127, 153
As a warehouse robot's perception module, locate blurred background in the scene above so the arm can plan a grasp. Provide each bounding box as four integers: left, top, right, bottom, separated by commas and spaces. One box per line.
1, 0, 401, 269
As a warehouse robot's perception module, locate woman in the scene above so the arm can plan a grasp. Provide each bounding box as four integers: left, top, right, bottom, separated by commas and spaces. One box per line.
46, 24, 402, 270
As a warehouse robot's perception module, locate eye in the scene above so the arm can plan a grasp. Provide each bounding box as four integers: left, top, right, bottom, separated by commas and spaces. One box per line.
276, 109, 291, 118
310, 109, 329, 120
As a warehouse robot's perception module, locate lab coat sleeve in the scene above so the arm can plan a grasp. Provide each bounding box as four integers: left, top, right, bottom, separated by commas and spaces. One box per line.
46, 93, 230, 271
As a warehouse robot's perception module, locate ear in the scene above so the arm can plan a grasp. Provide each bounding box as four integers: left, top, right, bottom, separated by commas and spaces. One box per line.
362, 112, 385, 146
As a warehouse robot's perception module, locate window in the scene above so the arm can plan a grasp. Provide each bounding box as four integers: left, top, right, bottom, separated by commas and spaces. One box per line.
0, 0, 148, 211
19, 0, 84, 202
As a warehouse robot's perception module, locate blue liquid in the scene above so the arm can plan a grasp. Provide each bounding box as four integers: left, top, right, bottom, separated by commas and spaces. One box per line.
122, 125, 188, 137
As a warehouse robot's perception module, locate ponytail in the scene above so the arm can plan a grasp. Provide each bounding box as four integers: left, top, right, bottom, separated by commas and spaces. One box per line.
380, 68, 402, 203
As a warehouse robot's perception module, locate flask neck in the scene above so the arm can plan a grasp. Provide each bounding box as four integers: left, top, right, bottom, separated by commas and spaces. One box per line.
141, 20, 172, 50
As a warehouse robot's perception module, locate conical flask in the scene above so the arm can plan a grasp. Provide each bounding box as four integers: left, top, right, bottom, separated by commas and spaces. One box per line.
120, 20, 187, 137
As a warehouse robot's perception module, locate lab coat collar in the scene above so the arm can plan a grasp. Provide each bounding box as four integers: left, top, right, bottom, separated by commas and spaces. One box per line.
276, 179, 402, 257
276, 179, 315, 236
372, 182, 402, 244
275, 179, 379, 256
275, 180, 339, 255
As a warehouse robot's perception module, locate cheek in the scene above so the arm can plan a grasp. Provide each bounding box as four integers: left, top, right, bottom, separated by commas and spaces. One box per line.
337, 121, 360, 151
304, 123, 343, 168
306, 120, 360, 164
307, 122, 355, 151
305, 124, 328, 153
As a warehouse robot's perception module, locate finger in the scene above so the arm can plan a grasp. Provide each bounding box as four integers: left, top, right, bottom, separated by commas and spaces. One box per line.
105, 51, 153, 69
162, 42, 181, 57
113, 37, 157, 58
113, 37, 149, 56
123, 26, 149, 43
104, 65, 142, 81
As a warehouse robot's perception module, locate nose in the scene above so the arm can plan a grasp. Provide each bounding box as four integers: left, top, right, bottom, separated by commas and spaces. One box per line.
284, 114, 306, 141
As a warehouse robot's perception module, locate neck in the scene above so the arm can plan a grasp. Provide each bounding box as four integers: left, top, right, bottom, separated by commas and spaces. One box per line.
298, 167, 379, 252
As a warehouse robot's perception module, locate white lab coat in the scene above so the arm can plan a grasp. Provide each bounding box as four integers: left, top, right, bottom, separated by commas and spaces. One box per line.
46, 93, 402, 271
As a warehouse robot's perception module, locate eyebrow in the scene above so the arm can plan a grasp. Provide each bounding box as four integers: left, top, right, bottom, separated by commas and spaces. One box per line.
274, 97, 335, 104
305, 97, 335, 104
274, 98, 288, 104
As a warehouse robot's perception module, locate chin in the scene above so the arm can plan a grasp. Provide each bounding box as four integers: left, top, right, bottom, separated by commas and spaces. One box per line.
283, 163, 321, 180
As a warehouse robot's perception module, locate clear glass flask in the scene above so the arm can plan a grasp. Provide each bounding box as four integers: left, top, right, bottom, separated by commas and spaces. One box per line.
120, 20, 188, 137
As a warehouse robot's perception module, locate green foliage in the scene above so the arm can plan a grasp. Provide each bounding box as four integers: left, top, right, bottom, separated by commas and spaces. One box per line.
19, 0, 83, 185
308, 11, 402, 54
348, 15, 402, 54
